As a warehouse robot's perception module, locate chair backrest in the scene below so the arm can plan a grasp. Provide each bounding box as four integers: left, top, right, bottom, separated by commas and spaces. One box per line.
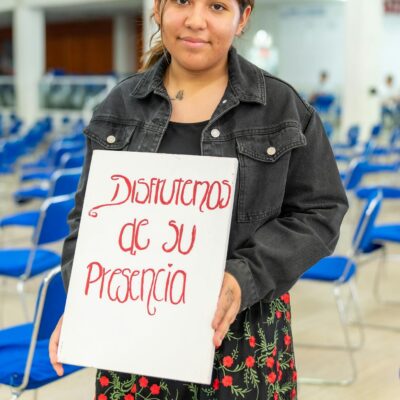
48, 168, 82, 197
323, 121, 334, 139
389, 127, 400, 147
34, 193, 75, 246
54, 142, 85, 167
370, 123, 382, 138
343, 157, 367, 190
352, 190, 383, 254
34, 267, 66, 340
347, 125, 360, 146
313, 94, 335, 113
59, 151, 85, 169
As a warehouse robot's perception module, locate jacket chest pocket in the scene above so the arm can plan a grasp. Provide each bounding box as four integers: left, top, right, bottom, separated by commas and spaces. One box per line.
84, 119, 137, 151
235, 126, 306, 223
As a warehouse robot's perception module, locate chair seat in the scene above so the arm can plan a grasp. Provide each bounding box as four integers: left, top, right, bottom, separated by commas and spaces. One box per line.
301, 256, 356, 283
14, 187, 49, 203
371, 224, 400, 243
0, 249, 61, 278
20, 171, 53, 182
0, 210, 40, 228
0, 323, 33, 347
21, 160, 50, 170
0, 165, 14, 174
0, 338, 81, 389
356, 186, 400, 200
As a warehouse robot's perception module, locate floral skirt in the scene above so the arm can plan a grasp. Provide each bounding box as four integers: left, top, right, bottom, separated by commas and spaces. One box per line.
95, 293, 297, 400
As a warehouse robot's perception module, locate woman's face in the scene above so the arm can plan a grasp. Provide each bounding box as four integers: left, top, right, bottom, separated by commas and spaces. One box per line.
154, 0, 251, 73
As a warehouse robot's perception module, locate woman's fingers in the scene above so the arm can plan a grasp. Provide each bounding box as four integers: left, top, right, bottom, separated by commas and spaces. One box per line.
49, 316, 64, 376
212, 273, 241, 347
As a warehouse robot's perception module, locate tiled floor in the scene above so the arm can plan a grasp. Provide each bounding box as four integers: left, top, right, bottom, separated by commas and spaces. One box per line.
0, 141, 399, 399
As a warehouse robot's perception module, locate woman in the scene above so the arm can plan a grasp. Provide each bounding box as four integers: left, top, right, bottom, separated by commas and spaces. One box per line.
50, 0, 348, 399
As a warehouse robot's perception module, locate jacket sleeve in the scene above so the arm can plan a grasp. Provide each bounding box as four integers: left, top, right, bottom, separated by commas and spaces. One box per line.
225, 110, 349, 311
61, 138, 93, 292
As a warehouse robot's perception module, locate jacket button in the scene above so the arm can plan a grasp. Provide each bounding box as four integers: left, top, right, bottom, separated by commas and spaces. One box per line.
211, 129, 221, 138
266, 146, 276, 156
107, 135, 116, 144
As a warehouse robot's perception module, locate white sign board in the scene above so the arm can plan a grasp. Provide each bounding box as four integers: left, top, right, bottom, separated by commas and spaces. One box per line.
58, 150, 238, 385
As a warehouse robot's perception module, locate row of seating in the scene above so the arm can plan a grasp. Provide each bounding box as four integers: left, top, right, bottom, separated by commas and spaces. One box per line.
0, 116, 86, 398
0, 118, 399, 397
298, 124, 400, 385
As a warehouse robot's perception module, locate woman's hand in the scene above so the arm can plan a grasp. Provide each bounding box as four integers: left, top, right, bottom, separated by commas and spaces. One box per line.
49, 315, 64, 376
212, 272, 241, 347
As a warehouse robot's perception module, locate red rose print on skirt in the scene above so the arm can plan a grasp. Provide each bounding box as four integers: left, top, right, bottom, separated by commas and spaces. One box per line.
150, 384, 160, 395
99, 376, 109, 387
249, 336, 256, 348
245, 356, 255, 368
138, 376, 148, 388
222, 355, 234, 368
222, 375, 233, 387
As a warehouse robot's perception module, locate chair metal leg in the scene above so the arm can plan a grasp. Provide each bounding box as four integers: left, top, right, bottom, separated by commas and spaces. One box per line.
373, 245, 387, 304
358, 246, 400, 332
346, 280, 365, 350
9, 392, 21, 400
299, 284, 358, 386
373, 247, 400, 305
0, 277, 7, 327
333, 285, 357, 384
16, 280, 30, 320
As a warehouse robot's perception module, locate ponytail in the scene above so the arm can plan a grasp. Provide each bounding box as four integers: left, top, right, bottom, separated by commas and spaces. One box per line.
140, 37, 167, 72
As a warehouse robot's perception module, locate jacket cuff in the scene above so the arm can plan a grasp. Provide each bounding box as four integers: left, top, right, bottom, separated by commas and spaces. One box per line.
225, 259, 259, 313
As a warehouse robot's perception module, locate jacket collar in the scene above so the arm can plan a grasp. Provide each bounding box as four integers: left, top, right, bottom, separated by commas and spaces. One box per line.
130, 47, 266, 106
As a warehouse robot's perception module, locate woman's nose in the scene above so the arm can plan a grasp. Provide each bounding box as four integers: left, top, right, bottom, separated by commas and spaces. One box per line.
184, 5, 207, 30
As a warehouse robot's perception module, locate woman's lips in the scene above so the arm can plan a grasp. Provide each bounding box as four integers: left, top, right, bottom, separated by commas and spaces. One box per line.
179, 37, 209, 48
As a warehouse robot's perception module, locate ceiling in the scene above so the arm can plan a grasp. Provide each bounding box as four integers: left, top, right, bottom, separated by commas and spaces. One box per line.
0, 0, 347, 29
0, 0, 141, 28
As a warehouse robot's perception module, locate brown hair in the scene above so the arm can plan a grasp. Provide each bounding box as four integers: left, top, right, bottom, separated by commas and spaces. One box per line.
140, 0, 254, 71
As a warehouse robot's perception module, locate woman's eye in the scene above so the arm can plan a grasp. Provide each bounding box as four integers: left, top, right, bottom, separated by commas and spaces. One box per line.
211, 3, 226, 11
176, 0, 189, 5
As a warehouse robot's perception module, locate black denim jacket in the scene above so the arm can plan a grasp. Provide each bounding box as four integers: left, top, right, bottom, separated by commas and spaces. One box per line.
61, 48, 348, 312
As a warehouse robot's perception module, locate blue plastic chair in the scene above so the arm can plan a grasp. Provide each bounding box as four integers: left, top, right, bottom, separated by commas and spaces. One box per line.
14, 163, 82, 204
342, 157, 399, 191
60, 151, 85, 169
0, 194, 75, 319
0, 267, 82, 399
0, 168, 81, 230
369, 126, 400, 156
20, 141, 84, 183
365, 214, 400, 311
311, 94, 336, 115
323, 121, 334, 140
333, 125, 360, 151
299, 190, 383, 385
355, 186, 400, 200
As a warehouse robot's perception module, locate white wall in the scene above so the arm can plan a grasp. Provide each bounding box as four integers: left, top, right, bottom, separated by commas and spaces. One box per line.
236, 2, 345, 96
237, 2, 400, 98
276, 3, 345, 95
381, 14, 400, 88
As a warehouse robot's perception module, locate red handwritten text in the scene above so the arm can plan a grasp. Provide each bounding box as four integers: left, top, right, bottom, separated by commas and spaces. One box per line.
88, 175, 232, 217
162, 220, 196, 255
118, 218, 150, 255
84, 261, 186, 316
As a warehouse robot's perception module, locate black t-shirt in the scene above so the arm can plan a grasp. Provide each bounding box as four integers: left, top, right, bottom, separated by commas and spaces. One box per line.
157, 120, 208, 156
